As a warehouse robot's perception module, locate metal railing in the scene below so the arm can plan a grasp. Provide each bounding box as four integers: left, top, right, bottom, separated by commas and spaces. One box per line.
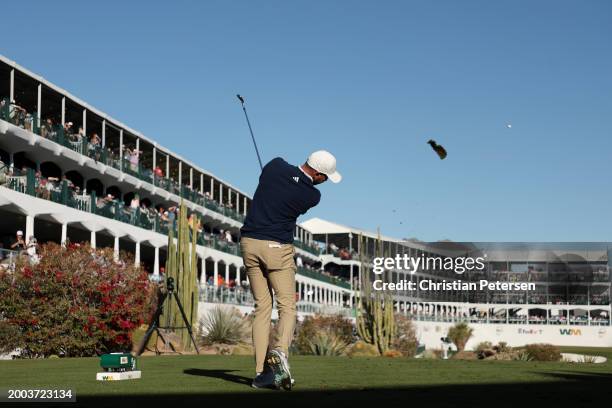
297, 266, 351, 289
0, 169, 243, 257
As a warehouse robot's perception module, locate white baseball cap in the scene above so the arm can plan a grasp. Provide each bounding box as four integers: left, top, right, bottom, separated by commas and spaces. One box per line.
16, 230, 23, 235
307, 150, 342, 183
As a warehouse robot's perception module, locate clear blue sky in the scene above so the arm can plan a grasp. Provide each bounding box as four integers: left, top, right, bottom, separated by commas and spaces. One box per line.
3, 1, 611, 241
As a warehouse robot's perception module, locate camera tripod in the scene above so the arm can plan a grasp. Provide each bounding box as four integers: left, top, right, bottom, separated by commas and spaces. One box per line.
135, 277, 199, 355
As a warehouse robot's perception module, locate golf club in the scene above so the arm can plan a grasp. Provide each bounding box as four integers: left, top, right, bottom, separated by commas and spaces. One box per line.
236, 94, 263, 171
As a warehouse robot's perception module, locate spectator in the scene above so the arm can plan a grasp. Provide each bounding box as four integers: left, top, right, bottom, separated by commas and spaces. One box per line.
9, 100, 26, 126
26, 236, 39, 264
296, 255, 304, 268
130, 194, 140, 210
64, 121, 73, 136
225, 230, 233, 243
0, 158, 7, 186
89, 133, 102, 161
10, 230, 26, 251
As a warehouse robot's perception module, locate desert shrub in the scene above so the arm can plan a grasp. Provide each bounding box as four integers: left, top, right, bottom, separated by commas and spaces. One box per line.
474, 341, 493, 353
294, 314, 354, 355
452, 351, 478, 360
494, 341, 511, 353
198, 306, 248, 345
514, 349, 534, 361
523, 344, 561, 362
486, 351, 519, 361
306, 331, 349, 356
0, 242, 156, 358
393, 314, 418, 357
347, 340, 380, 357
447, 322, 474, 352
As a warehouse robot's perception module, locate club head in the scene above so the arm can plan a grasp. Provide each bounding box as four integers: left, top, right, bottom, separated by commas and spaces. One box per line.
236, 94, 245, 104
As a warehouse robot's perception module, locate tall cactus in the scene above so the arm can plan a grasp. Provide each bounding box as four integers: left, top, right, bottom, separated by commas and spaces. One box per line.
161, 200, 199, 351
356, 231, 396, 354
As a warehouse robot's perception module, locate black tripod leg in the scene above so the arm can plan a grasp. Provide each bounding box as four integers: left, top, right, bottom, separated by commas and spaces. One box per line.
135, 291, 168, 356
172, 291, 200, 354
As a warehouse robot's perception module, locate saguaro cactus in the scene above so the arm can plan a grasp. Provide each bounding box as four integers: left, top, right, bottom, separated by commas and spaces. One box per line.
162, 200, 200, 351
356, 231, 396, 355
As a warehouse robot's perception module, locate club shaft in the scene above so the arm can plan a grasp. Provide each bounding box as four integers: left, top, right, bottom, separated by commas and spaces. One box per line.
241, 104, 263, 171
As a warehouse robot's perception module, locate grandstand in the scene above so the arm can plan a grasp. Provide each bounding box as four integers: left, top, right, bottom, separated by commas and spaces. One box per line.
0, 54, 348, 320
302, 218, 612, 347
1, 54, 610, 348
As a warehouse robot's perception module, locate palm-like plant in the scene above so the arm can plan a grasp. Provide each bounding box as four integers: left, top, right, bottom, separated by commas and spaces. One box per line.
306, 331, 349, 356
198, 307, 247, 345
447, 322, 474, 351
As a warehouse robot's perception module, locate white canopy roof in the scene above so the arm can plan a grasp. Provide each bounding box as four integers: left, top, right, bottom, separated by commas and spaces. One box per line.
299, 217, 401, 243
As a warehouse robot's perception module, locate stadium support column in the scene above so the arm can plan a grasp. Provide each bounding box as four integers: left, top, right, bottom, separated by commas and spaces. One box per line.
90, 230, 96, 249
114, 236, 119, 261
61, 97, 65, 125
25, 215, 34, 243
200, 174, 204, 195
154, 246, 160, 277
9, 69, 14, 101
166, 155, 170, 180
219, 184, 223, 205
213, 261, 219, 287
200, 257, 206, 288
61, 223, 67, 247
119, 130, 123, 169
210, 179, 214, 201
37, 84, 41, 123
225, 263, 229, 285
102, 120, 106, 147
349, 263, 354, 307
178, 161, 182, 186
243, 197, 247, 215
134, 241, 141, 267
236, 265, 241, 286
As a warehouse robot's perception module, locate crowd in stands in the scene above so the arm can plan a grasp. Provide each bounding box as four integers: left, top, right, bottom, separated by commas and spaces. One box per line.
0, 98, 244, 224
326, 242, 357, 260
0, 159, 246, 255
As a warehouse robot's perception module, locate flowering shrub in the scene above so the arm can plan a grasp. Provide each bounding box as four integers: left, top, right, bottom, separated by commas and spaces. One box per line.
294, 314, 354, 355
0, 242, 156, 358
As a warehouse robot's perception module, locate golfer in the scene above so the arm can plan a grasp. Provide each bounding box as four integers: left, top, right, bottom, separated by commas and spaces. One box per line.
240, 150, 341, 389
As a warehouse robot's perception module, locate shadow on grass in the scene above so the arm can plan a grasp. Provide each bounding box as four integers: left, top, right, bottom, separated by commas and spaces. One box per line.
183, 368, 252, 386
74, 370, 612, 408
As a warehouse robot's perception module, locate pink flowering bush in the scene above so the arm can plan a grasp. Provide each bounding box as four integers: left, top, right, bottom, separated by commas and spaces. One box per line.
0, 242, 157, 358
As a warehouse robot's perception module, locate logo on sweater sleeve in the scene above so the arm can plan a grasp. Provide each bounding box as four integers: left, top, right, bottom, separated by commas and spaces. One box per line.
292, 177, 299, 183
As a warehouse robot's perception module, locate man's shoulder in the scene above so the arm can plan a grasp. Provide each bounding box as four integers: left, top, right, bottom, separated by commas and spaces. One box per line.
264, 157, 295, 175
266, 157, 290, 168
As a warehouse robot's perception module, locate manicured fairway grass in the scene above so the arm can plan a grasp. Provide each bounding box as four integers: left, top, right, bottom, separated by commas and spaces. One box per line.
1, 347, 611, 407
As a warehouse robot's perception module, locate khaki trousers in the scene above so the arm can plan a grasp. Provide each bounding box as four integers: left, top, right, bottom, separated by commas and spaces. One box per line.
241, 236, 296, 373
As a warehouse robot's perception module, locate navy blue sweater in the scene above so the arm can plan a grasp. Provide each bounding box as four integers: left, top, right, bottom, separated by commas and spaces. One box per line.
240, 157, 321, 244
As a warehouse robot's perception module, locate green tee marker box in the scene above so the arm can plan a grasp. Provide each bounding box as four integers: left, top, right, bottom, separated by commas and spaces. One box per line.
97, 353, 141, 381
